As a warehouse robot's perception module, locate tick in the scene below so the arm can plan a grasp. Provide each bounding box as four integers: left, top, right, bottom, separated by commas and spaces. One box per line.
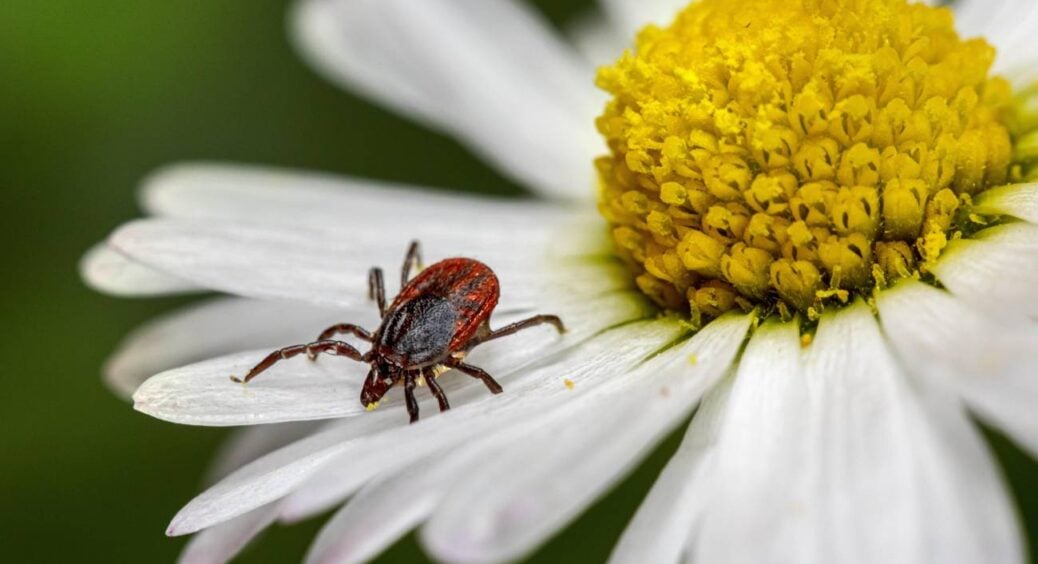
231, 241, 565, 423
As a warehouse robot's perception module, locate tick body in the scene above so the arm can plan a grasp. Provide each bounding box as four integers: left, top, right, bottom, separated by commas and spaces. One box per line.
232, 241, 565, 423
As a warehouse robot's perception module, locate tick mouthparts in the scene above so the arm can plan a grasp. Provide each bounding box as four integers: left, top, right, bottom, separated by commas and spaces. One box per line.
229, 375, 244, 384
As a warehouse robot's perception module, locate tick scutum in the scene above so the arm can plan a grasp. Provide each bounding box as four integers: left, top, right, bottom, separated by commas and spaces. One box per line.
377, 294, 458, 367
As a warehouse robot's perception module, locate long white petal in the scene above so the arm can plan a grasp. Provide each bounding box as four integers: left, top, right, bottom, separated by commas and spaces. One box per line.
166, 319, 677, 536
304, 449, 481, 564
108, 217, 618, 310
80, 243, 199, 296
953, 0, 1038, 73
105, 297, 372, 399
608, 377, 735, 564
291, 0, 601, 200
278, 314, 678, 521
972, 183, 1038, 225
420, 314, 752, 564
878, 281, 1038, 458
179, 423, 323, 564
907, 384, 1024, 563
931, 223, 1038, 318
140, 163, 562, 227
719, 302, 1023, 564
134, 292, 650, 427
697, 301, 1023, 562
692, 321, 814, 564
798, 303, 927, 563
134, 347, 371, 426
178, 504, 280, 564
205, 423, 326, 484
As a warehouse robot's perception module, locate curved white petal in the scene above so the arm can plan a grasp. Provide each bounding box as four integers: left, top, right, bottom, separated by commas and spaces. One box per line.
134, 292, 649, 427
878, 281, 1038, 458
134, 348, 372, 426
953, 0, 1038, 73
80, 243, 199, 297
278, 314, 678, 521
304, 449, 481, 564
105, 297, 371, 399
205, 423, 327, 484
931, 223, 1038, 317
108, 216, 619, 310
179, 423, 323, 564
167, 319, 677, 536
692, 321, 814, 564
420, 314, 752, 564
691, 302, 1022, 564
291, 0, 601, 199
140, 163, 562, 228
903, 384, 1024, 564
178, 504, 280, 564
797, 304, 926, 563
599, 0, 687, 39
972, 183, 1038, 224
609, 377, 734, 564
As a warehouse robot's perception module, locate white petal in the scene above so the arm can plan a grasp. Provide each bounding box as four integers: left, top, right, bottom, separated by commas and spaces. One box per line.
105, 297, 372, 399
904, 384, 1024, 564
167, 319, 677, 536
205, 422, 326, 484
134, 348, 372, 426
291, 0, 601, 199
931, 223, 1038, 317
698, 302, 1023, 563
178, 504, 280, 564
140, 163, 562, 227
134, 292, 649, 427
972, 183, 1038, 224
304, 450, 481, 564
420, 314, 752, 564
878, 281, 1038, 458
608, 377, 735, 564
692, 321, 814, 564
713, 302, 1024, 564
167, 413, 396, 536
108, 216, 618, 310
599, 0, 687, 38
179, 423, 324, 564
278, 314, 679, 521
953, 0, 1038, 73
80, 243, 199, 296
797, 303, 927, 563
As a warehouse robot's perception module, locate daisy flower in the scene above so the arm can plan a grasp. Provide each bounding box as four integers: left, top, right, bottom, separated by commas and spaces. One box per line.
82, 0, 1038, 562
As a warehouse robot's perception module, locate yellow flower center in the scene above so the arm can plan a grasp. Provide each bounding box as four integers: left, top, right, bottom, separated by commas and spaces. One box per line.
596, 0, 1020, 325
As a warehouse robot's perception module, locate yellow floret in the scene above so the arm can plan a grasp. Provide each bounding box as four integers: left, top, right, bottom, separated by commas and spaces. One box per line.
596, 0, 1016, 321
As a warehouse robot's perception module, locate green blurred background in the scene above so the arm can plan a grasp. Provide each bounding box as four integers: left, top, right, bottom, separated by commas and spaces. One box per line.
1, 0, 1035, 562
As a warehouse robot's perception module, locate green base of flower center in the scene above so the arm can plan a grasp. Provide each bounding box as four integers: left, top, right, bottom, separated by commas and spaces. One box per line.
595, 0, 1027, 325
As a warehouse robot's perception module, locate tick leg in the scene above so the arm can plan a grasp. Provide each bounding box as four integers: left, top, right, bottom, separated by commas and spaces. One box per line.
472, 315, 566, 347
425, 369, 451, 412
404, 372, 420, 424
231, 340, 365, 384
401, 240, 423, 287
313, 324, 372, 352
369, 267, 386, 317
449, 361, 504, 395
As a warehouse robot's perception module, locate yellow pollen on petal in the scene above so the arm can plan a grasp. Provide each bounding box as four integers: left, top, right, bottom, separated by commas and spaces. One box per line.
596, 0, 1021, 322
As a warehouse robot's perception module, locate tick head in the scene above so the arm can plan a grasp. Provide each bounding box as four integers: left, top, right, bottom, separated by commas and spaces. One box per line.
360, 365, 396, 409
